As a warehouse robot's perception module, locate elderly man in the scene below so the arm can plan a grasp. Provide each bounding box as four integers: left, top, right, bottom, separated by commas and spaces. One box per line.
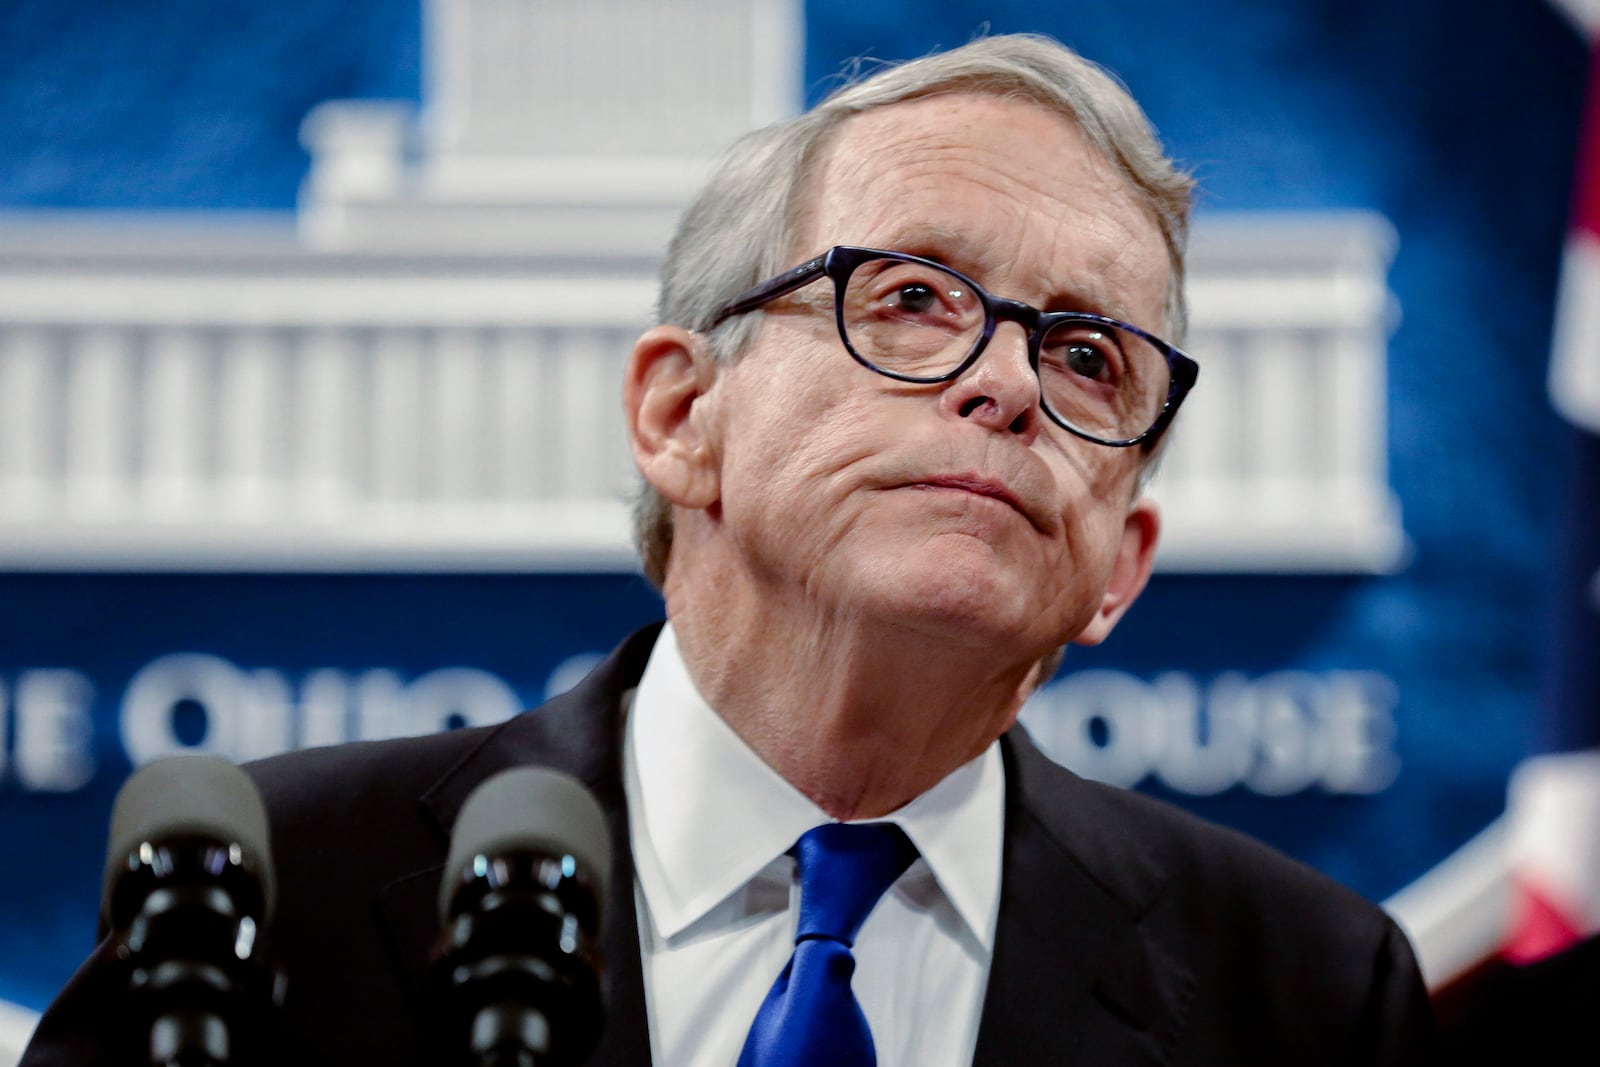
25, 33, 1435, 1067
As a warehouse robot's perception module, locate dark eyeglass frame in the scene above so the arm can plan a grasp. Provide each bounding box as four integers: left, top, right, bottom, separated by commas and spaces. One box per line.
707, 245, 1199, 448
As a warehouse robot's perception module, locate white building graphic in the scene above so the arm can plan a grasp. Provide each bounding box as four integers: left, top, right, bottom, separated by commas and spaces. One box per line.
0, 0, 1402, 574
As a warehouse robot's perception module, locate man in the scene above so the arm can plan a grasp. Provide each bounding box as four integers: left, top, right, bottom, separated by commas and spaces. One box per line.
25, 33, 1436, 1066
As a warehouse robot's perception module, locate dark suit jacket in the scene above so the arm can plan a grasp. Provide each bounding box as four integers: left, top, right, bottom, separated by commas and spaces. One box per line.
24, 624, 1437, 1065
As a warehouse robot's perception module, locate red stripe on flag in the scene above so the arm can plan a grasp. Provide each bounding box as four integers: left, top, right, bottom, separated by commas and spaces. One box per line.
1504, 875, 1586, 964
1575, 41, 1600, 239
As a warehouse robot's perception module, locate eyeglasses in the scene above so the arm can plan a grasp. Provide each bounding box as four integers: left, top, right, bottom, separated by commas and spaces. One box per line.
708, 245, 1199, 447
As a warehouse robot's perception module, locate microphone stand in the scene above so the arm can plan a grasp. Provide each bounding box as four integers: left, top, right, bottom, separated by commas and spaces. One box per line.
469, 999, 553, 1067
428, 853, 604, 1067
110, 843, 279, 1067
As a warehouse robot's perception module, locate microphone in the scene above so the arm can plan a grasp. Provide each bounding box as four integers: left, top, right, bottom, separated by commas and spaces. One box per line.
428, 767, 611, 1067
101, 755, 280, 1067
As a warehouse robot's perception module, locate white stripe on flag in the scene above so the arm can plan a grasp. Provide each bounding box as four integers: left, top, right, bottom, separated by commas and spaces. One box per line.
1550, 0, 1600, 39
1550, 233, 1600, 433
1506, 749, 1600, 933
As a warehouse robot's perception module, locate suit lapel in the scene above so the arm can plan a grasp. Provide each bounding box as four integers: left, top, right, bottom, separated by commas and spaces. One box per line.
973, 728, 1194, 1067
375, 624, 661, 1066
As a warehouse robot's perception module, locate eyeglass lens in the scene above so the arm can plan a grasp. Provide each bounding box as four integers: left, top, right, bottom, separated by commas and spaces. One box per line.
840, 256, 1171, 442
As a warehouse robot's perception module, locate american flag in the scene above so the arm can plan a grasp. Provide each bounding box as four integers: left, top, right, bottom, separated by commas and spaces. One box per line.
1504, 3, 1600, 964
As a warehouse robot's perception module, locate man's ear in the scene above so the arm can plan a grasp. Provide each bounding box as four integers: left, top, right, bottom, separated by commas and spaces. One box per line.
1073, 497, 1160, 647
623, 325, 722, 510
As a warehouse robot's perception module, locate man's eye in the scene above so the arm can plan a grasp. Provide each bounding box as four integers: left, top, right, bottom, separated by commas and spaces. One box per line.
1065, 342, 1109, 380
890, 283, 939, 314
1042, 326, 1123, 384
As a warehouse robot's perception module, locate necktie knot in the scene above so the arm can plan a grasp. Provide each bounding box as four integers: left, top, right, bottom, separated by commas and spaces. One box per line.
793, 822, 916, 946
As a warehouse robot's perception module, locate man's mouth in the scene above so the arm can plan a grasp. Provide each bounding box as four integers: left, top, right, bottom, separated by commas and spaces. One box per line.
907, 474, 1030, 517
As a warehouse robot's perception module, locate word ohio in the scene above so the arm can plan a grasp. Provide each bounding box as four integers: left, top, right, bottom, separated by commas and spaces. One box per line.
2, 657, 1397, 798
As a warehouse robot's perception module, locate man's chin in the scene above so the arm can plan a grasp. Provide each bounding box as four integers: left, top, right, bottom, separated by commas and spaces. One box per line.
837, 552, 1061, 651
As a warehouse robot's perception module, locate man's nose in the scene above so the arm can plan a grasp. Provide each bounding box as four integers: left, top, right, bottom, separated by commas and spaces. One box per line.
937, 321, 1042, 441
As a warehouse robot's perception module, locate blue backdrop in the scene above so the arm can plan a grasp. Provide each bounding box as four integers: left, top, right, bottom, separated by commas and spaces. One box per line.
0, 0, 1589, 1016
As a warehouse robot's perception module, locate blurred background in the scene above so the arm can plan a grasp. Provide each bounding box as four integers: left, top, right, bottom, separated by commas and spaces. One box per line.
2, 0, 1596, 1057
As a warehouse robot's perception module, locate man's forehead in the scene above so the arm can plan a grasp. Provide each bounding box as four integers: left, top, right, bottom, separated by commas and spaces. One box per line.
798, 94, 1170, 327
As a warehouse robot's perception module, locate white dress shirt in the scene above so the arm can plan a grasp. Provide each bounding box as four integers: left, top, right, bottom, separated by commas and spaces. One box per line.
624, 623, 1003, 1067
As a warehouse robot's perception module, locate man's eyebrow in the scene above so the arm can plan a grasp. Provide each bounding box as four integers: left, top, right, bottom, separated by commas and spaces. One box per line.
1000, 267, 1141, 325
874, 227, 974, 271
864, 225, 1139, 321
882, 229, 1139, 321
1041, 283, 1134, 322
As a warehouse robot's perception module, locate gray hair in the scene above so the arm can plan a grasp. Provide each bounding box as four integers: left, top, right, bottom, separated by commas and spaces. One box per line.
634, 33, 1194, 587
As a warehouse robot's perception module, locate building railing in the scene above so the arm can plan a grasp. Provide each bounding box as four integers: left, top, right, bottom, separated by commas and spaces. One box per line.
0, 212, 1401, 572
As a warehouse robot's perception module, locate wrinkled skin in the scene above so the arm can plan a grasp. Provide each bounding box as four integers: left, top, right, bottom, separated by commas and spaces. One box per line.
625, 93, 1168, 818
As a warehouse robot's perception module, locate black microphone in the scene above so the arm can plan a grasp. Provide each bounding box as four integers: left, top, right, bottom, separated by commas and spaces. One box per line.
428, 767, 611, 1067
101, 754, 280, 1067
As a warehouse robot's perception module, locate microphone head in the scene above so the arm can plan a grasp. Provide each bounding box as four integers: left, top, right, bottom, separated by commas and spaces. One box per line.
103, 755, 275, 925
440, 767, 611, 923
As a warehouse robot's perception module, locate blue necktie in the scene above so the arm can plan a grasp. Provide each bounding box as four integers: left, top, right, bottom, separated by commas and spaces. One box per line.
736, 822, 916, 1067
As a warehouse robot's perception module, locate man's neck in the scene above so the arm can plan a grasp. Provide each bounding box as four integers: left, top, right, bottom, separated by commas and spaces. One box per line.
663, 572, 1038, 821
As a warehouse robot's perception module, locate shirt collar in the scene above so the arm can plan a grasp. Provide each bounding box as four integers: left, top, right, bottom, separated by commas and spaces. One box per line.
625, 622, 1003, 949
